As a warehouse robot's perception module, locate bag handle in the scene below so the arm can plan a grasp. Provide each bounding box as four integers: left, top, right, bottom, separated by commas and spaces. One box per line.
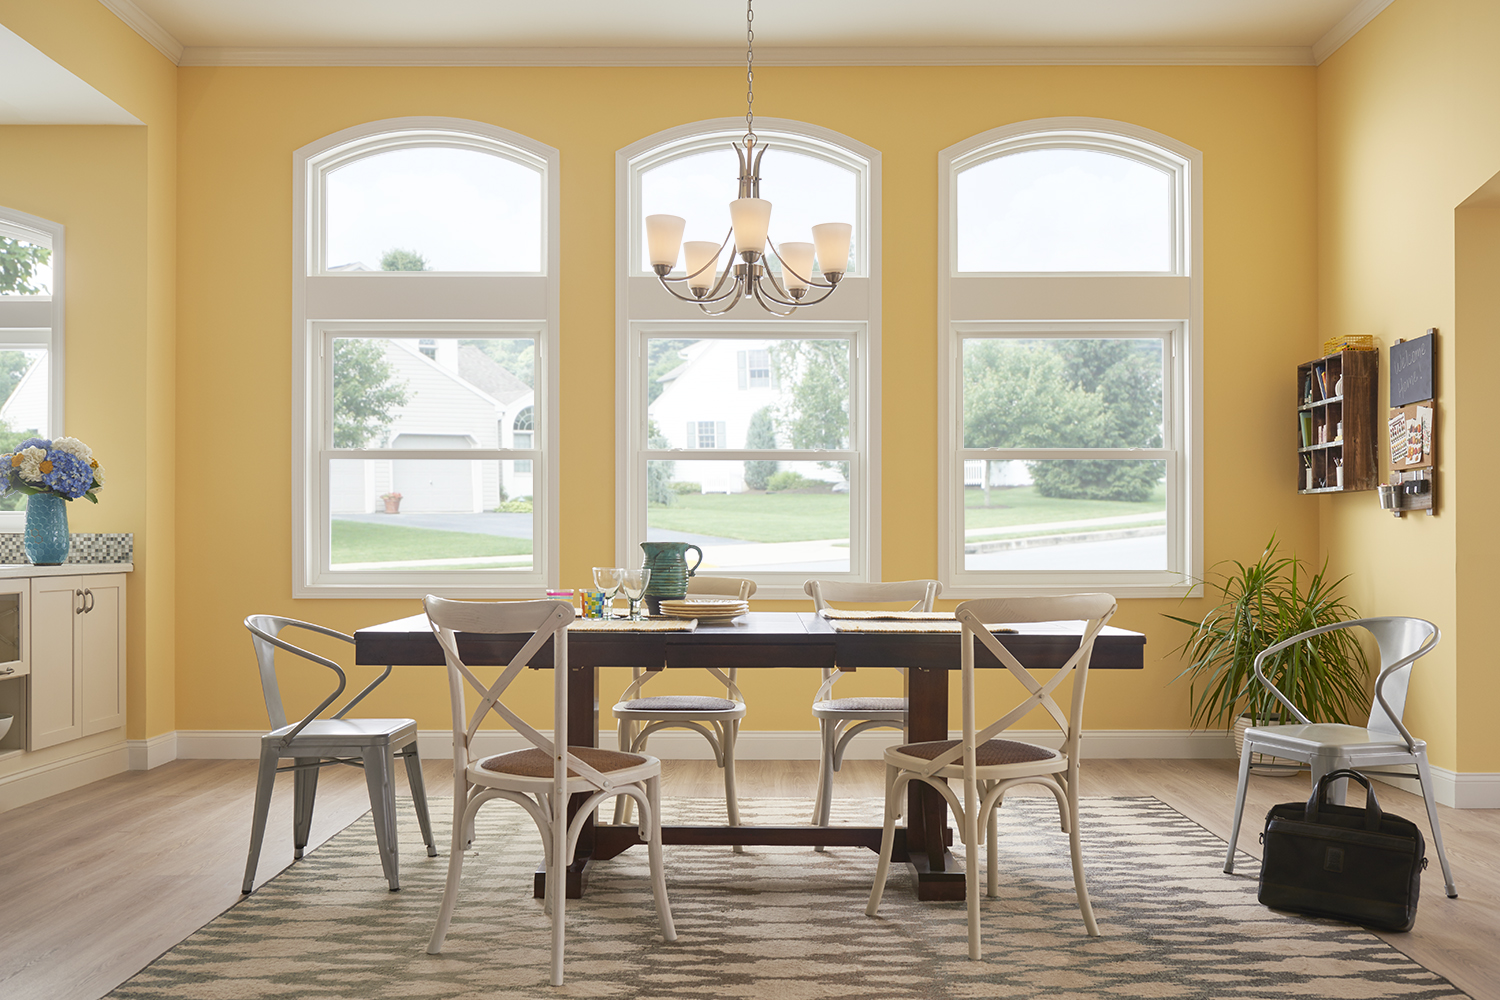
1305, 768, 1383, 831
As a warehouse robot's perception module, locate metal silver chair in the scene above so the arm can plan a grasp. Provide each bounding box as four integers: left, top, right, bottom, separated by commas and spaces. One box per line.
242, 615, 436, 894
1222, 616, 1456, 898
804, 578, 940, 846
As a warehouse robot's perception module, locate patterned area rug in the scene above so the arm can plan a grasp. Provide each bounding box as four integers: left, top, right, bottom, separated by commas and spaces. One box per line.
109, 796, 1467, 999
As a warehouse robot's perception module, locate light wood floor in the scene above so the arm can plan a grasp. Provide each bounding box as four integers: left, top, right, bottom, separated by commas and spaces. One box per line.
1, 758, 1496, 1000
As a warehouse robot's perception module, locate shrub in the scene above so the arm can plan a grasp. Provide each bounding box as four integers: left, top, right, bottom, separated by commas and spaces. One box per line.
743, 406, 779, 490
767, 470, 815, 492
496, 497, 532, 513
670, 481, 702, 495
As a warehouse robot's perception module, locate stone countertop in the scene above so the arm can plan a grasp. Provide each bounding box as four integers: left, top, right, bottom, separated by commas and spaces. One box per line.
0, 563, 134, 578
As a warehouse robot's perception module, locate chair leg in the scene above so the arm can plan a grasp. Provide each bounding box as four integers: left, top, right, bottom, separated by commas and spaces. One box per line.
866, 763, 901, 917
550, 783, 568, 986
428, 790, 470, 954
811, 719, 835, 846
1065, 777, 1099, 936
724, 720, 743, 854
292, 756, 320, 859
613, 719, 637, 827
985, 785, 999, 899
400, 744, 439, 858
644, 775, 677, 942
1223, 744, 1254, 874
242, 749, 280, 894
363, 746, 401, 891
964, 772, 981, 961
1415, 752, 1458, 898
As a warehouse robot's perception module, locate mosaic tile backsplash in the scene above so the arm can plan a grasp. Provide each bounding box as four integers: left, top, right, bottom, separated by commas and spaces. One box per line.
0, 532, 133, 565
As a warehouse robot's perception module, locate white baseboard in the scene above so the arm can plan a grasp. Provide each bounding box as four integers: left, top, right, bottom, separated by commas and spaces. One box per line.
0, 742, 130, 812
126, 732, 179, 770
1368, 766, 1500, 810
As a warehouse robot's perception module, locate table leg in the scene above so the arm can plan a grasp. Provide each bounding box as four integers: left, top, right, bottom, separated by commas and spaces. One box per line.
905, 665, 963, 900
535, 663, 598, 900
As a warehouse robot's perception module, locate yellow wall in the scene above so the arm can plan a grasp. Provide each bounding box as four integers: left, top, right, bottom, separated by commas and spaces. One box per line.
0, 0, 177, 749
1318, 0, 1500, 772
171, 64, 1319, 734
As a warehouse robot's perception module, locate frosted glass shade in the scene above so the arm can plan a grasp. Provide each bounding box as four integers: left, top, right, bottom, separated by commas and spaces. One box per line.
729, 198, 772, 255
812, 223, 852, 276
645, 214, 686, 268
683, 241, 722, 291
777, 242, 816, 291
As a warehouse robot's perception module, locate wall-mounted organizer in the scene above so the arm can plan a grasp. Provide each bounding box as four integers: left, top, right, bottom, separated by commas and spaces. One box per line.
1379, 329, 1436, 517
1297, 345, 1378, 494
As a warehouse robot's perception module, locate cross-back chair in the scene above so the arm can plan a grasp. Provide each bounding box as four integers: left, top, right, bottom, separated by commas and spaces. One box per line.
866, 593, 1117, 960
1222, 616, 1456, 898
611, 575, 755, 850
804, 578, 941, 845
424, 596, 675, 987
242, 615, 437, 895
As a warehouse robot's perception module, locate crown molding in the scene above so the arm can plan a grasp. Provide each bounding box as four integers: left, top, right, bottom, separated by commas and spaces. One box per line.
176, 43, 1316, 68
1311, 0, 1395, 64
97, 0, 184, 64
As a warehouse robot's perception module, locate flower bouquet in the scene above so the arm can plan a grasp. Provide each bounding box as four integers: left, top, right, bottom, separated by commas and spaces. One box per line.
1, 436, 104, 502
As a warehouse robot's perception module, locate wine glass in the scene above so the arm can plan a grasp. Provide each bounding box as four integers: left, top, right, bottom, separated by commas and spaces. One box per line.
620, 567, 651, 621
592, 567, 624, 619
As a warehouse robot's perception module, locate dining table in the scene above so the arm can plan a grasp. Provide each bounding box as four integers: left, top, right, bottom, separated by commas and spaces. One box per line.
354, 609, 1145, 901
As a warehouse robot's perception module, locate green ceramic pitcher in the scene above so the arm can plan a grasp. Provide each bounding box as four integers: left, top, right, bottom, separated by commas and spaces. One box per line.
640, 541, 703, 614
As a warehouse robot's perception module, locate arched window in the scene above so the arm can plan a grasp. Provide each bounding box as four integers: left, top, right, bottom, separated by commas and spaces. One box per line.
0, 207, 65, 528
511, 405, 534, 475
293, 118, 558, 597
617, 119, 881, 597
939, 119, 1202, 598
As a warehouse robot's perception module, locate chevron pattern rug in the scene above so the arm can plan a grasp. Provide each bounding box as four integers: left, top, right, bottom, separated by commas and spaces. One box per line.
109, 796, 1467, 999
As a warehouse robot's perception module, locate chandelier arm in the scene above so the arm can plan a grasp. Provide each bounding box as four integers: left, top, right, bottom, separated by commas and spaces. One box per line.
766, 237, 838, 289
749, 279, 799, 317
698, 282, 747, 316
755, 276, 840, 308
652, 274, 740, 305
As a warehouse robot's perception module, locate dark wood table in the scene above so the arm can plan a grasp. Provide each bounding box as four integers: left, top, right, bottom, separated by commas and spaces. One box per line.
355, 610, 1144, 901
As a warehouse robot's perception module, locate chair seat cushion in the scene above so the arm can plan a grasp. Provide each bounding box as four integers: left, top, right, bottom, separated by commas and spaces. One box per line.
479, 746, 650, 778
814, 697, 906, 715
617, 695, 738, 713
894, 738, 1058, 767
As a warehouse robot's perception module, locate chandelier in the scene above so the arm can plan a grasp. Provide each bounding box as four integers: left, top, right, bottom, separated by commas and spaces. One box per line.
643, 0, 852, 317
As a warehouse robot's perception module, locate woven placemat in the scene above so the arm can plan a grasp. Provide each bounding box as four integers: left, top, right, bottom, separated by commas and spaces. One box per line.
569, 618, 697, 632
817, 609, 954, 621
826, 619, 1017, 634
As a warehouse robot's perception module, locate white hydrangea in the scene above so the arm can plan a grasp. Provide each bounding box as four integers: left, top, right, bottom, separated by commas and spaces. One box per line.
13, 446, 48, 484
89, 464, 105, 492
50, 437, 92, 462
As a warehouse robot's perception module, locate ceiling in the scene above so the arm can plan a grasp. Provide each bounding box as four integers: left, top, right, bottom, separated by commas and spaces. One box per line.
100, 0, 1392, 66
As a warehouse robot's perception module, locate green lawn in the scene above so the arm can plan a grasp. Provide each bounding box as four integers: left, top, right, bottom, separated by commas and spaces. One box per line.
331, 520, 532, 563
648, 491, 849, 543
964, 484, 1166, 529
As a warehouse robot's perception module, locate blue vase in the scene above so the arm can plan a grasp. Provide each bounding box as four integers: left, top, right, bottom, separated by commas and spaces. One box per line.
24, 492, 70, 565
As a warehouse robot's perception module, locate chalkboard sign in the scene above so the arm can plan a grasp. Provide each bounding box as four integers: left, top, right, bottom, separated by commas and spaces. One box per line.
1390, 331, 1435, 407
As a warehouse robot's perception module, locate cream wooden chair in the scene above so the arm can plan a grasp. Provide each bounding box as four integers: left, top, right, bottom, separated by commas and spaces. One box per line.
1222, 616, 1456, 898
242, 615, 437, 895
424, 596, 675, 987
866, 593, 1117, 960
611, 575, 755, 851
804, 579, 941, 846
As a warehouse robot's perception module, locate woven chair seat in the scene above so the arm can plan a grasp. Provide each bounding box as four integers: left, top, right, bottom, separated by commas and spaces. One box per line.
815, 696, 907, 713
479, 746, 650, 778
894, 738, 1058, 767
617, 695, 739, 713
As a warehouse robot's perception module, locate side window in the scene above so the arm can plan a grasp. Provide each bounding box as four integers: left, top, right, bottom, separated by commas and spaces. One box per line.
939, 120, 1202, 598
618, 120, 880, 597
293, 119, 558, 598
0, 208, 64, 526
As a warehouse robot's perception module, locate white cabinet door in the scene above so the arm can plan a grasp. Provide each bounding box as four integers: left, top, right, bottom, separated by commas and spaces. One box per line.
79, 575, 125, 736
28, 577, 83, 751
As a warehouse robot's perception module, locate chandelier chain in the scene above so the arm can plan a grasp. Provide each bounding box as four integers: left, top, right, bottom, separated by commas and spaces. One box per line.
744, 0, 756, 147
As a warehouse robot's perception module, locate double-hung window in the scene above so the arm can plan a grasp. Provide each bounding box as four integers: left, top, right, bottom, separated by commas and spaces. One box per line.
0, 207, 64, 527
293, 118, 559, 597
617, 120, 880, 598
939, 118, 1203, 598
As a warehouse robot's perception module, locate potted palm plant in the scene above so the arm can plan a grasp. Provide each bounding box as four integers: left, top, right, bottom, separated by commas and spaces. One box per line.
1166, 537, 1369, 772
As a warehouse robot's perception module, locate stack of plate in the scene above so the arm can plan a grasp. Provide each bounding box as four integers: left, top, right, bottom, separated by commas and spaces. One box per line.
658, 598, 749, 623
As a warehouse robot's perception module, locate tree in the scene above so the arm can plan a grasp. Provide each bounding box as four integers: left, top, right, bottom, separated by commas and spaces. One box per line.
647, 339, 695, 404
769, 340, 851, 481
466, 338, 535, 388
742, 406, 779, 490
646, 420, 675, 506
0, 238, 51, 295
333, 340, 411, 448
380, 247, 429, 271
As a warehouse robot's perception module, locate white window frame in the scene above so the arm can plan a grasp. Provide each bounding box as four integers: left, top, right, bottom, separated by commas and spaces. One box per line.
0, 208, 65, 533
939, 118, 1203, 599
292, 117, 559, 598
617, 119, 880, 599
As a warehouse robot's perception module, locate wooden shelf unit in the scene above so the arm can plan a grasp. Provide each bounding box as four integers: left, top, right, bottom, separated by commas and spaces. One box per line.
1297, 349, 1378, 494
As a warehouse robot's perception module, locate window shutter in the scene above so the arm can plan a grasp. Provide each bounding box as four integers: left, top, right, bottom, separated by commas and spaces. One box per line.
737, 351, 748, 389
686, 421, 696, 448
715, 421, 727, 448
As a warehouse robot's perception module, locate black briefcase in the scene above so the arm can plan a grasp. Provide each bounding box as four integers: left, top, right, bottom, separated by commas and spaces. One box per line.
1258, 768, 1427, 931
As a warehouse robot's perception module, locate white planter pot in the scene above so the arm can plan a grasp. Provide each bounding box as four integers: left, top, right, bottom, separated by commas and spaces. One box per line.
1233, 715, 1301, 775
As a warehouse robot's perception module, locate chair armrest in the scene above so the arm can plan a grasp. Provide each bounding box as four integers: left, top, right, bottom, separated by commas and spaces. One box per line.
334, 663, 394, 719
